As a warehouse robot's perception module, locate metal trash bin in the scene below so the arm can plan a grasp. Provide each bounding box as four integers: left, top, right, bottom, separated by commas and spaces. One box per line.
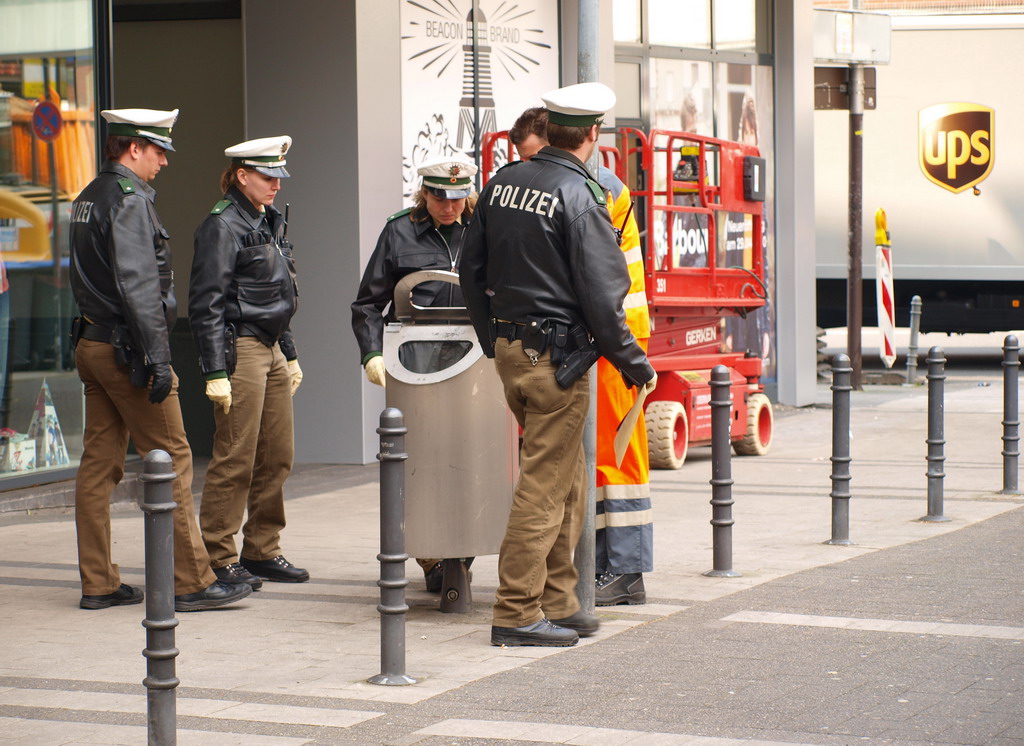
382, 270, 517, 564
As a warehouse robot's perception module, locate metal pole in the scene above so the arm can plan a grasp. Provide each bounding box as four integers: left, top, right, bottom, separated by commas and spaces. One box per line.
138, 450, 178, 746
920, 347, 950, 522
369, 408, 416, 686
827, 354, 853, 545
1002, 335, 1020, 494
905, 295, 922, 385
573, 0, 600, 613
847, 63, 865, 391
705, 366, 740, 577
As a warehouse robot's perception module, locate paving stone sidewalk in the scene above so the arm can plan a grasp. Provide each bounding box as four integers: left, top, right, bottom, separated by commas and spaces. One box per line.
0, 369, 1021, 745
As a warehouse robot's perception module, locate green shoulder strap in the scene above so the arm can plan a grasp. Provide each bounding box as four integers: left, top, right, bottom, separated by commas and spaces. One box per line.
387, 207, 413, 222
210, 199, 231, 215
586, 179, 607, 205
116, 177, 135, 195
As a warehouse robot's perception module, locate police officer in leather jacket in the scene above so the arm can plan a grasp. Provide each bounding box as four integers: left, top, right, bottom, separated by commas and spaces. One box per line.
70, 108, 251, 613
460, 83, 655, 648
351, 154, 478, 387
189, 135, 307, 588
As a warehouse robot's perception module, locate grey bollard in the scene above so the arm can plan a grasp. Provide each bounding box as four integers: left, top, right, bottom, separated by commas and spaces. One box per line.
704, 366, 741, 578
905, 295, 922, 385
138, 450, 179, 746
827, 354, 853, 545
920, 347, 951, 522
1002, 335, 1020, 494
369, 408, 417, 686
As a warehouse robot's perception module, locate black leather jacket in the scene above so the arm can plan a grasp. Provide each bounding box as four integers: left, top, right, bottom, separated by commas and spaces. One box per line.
189, 186, 298, 375
70, 161, 176, 366
460, 146, 653, 384
351, 205, 469, 363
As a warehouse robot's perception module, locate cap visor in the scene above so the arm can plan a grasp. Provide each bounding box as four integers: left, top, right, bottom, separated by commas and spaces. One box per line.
255, 165, 290, 178
143, 136, 174, 152
426, 185, 470, 199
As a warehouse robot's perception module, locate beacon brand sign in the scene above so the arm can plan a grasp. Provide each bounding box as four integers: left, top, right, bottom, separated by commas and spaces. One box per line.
918, 103, 994, 194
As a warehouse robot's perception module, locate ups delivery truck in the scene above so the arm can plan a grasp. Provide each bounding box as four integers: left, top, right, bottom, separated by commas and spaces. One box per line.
814, 14, 1023, 333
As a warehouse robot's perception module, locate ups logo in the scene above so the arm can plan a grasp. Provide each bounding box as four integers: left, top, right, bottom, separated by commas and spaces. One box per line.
919, 103, 994, 194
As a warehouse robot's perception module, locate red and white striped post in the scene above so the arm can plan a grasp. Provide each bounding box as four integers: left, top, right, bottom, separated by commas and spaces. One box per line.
875, 208, 896, 369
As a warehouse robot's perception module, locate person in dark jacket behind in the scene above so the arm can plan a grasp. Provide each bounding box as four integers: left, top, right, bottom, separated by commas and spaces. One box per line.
189, 135, 306, 588
351, 153, 477, 591
70, 108, 251, 612
460, 83, 656, 647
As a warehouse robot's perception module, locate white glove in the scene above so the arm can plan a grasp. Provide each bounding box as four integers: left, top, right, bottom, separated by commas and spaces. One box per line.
287, 359, 303, 396
205, 377, 232, 414
644, 372, 658, 394
364, 356, 386, 387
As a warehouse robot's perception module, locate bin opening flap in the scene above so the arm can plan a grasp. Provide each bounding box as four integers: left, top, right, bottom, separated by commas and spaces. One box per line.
393, 269, 471, 323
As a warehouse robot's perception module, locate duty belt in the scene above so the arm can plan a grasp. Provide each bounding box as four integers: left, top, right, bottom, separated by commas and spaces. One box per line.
80, 319, 115, 343
494, 320, 529, 341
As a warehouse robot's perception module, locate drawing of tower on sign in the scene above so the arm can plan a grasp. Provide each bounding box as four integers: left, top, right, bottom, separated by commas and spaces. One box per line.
457, 7, 496, 158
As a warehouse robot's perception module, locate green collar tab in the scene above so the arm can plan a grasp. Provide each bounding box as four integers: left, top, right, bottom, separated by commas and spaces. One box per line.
116, 177, 135, 194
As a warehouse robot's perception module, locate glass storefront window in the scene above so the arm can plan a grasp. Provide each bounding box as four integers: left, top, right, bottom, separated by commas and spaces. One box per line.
649, 0, 711, 48
714, 0, 757, 51
0, 0, 94, 481
613, 0, 642, 43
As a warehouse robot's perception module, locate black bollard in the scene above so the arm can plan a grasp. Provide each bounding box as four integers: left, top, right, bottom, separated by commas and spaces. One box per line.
827, 354, 853, 545
368, 408, 417, 686
1002, 335, 1020, 494
905, 295, 922, 385
920, 347, 951, 522
704, 366, 740, 578
138, 450, 179, 745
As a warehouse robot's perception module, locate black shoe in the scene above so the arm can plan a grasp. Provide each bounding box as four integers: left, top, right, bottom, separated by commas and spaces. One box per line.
550, 609, 600, 637
424, 561, 443, 593
491, 618, 579, 647
174, 580, 252, 612
595, 572, 646, 606
239, 555, 309, 583
80, 583, 144, 610
214, 562, 263, 591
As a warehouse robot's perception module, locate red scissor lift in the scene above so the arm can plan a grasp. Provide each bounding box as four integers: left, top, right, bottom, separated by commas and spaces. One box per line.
481, 128, 773, 469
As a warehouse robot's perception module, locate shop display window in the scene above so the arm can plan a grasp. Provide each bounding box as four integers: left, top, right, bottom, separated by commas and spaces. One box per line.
0, 0, 94, 482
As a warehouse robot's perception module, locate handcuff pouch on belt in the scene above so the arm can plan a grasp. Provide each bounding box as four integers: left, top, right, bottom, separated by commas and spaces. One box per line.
69, 317, 84, 350
521, 316, 550, 366
554, 322, 599, 389
111, 324, 149, 388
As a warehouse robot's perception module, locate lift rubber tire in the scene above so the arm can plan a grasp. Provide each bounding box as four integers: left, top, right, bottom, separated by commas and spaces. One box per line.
734, 392, 773, 456
646, 400, 689, 470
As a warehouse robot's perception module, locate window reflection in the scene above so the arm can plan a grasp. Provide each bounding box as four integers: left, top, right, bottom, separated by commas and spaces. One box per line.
0, 0, 94, 477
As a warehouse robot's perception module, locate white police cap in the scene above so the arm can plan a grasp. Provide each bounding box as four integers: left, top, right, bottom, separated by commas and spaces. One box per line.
418, 154, 478, 199
101, 108, 179, 151
541, 82, 616, 127
224, 135, 292, 178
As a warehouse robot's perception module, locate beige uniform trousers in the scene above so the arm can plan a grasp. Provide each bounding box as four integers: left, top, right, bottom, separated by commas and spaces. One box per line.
492, 338, 590, 628
75, 340, 215, 596
200, 337, 294, 567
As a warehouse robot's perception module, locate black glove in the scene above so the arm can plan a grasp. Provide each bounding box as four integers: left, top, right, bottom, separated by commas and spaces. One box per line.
148, 362, 173, 404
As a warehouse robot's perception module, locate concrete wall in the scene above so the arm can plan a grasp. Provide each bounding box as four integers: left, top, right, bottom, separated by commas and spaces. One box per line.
244, 0, 399, 464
